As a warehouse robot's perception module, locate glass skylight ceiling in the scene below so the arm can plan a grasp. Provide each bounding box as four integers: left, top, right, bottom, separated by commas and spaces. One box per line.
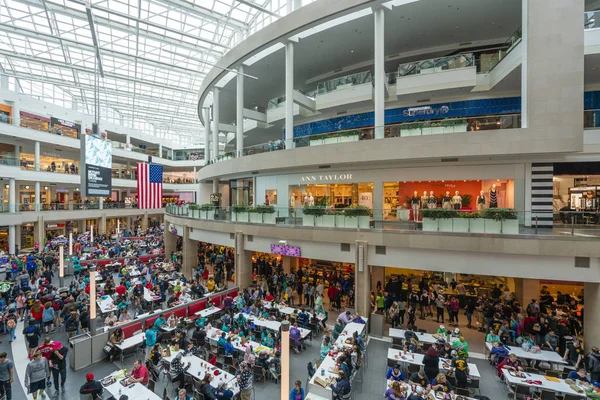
0, 0, 303, 146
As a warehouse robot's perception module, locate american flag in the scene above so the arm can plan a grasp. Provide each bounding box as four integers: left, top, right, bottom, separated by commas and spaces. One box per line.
137, 162, 163, 209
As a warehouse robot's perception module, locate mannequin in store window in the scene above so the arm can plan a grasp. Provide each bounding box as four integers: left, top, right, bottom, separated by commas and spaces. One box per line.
476, 191, 486, 211
290, 195, 295, 208
452, 191, 462, 210
428, 191, 437, 209
308, 192, 315, 206
421, 191, 429, 209
442, 191, 452, 210
489, 184, 498, 208
411, 191, 420, 221
265, 195, 270, 206
303, 193, 310, 206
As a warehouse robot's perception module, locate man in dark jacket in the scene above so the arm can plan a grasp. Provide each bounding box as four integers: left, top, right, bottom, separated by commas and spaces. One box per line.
79, 373, 103, 399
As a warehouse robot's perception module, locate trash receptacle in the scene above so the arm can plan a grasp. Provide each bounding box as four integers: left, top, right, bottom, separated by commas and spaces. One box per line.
370, 312, 384, 338
69, 333, 92, 371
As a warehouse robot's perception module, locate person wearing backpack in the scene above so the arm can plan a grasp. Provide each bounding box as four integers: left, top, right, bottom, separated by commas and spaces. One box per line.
23, 318, 41, 360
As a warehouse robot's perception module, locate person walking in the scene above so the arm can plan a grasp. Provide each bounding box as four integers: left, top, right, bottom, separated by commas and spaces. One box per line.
49, 342, 68, 393
25, 351, 49, 400
0, 352, 14, 400
237, 362, 253, 400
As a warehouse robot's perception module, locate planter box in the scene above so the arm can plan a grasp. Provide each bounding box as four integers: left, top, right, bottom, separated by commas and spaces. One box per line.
442, 126, 455, 134
502, 219, 519, 234
430, 126, 445, 135
422, 218, 438, 232
303, 215, 315, 226
421, 127, 433, 135
397, 208, 411, 221
190, 209, 199, 219
401, 128, 422, 137
340, 135, 359, 143
249, 213, 262, 223
262, 213, 276, 224
236, 212, 248, 223
324, 137, 338, 145
335, 214, 345, 227
199, 210, 207, 219
344, 216, 359, 228
317, 215, 336, 227
310, 139, 324, 147
438, 218, 454, 232
454, 124, 468, 133
469, 218, 485, 233
484, 219, 502, 234
358, 216, 370, 229
452, 218, 469, 233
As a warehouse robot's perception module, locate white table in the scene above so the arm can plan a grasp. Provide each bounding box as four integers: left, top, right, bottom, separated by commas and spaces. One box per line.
97, 295, 118, 314
128, 267, 141, 277
196, 306, 222, 318
387, 348, 481, 378
162, 352, 240, 395
205, 327, 273, 354
102, 371, 161, 400
235, 312, 312, 340
115, 332, 144, 351
335, 321, 368, 347
262, 301, 327, 322
136, 309, 163, 319
389, 328, 439, 344
501, 369, 583, 396
144, 287, 161, 302
485, 342, 567, 366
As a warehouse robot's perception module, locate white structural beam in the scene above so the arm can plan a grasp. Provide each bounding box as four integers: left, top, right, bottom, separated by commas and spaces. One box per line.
155, 0, 249, 30
373, 7, 385, 139
203, 107, 211, 161
242, 108, 267, 123
212, 88, 220, 159
292, 90, 317, 112
235, 0, 280, 18
285, 41, 294, 143
219, 123, 237, 134
236, 65, 244, 157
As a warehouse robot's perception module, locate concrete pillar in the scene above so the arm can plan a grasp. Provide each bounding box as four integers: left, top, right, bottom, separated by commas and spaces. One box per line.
159, 143, 163, 158
203, 107, 211, 161
371, 265, 385, 294
8, 178, 15, 213
0, 75, 7, 89
372, 180, 383, 223
285, 41, 294, 144
14, 145, 19, 167
34, 141, 40, 172
10, 101, 20, 126
99, 213, 107, 235
521, 0, 529, 128
212, 89, 220, 159
35, 181, 40, 212
15, 225, 21, 251
514, 278, 540, 307
234, 231, 253, 289
8, 225, 15, 255
584, 283, 599, 352
282, 256, 298, 275
354, 240, 370, 317
35, 216, 44, 248
182, 227, 196, 279
126, 134, 131, 145
373, 7, 385, 139
164, 226, 177, 257
212, 180, 219, 195
142, 212, 148, 230
98, 197, 103, 210
236, 65, 244, 157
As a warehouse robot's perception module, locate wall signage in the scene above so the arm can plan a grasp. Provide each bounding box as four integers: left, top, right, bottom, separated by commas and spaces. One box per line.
42, 151, 61, 158
300, 174, 353, 183
47, 223, 65, 229
86, 164, 111, 196
270, 244, 301, 257
403, 105, 450, 117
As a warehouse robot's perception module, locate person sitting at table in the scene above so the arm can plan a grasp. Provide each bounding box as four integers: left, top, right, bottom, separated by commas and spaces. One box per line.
338, 310, 353, 324
320, 336, 331, 361
384, 380, 407, 400
330, 370, 351, 400
154, 314, 166, 330
430, 373, 454, 395
195, 315, 208, 330
585, 381, 600, 399
126, 359, 149, 386
79, 373, 103, 400
436, 324, 448, 336
108, 328, 124, 363
486, 329, 501, 343
169, 353, 191, 392
544, 330, 560, 352
265, 291, 275, 302
223, 337, 235, 357
568, 368, 591, 385
105, 312, 117, 326
255, 349, 270, 372
409, 369, 431, 390
235, 313, 247, 328
183, 339, 202, 358
564, 337, 584, 368
406, 385, 426, 400
315, 305, 328, 328
498, 353, 524, 378
452, 335, 469, 357
200, 372, 234, 400
489, 341, 509, 364
206, 276, 216, 292
297, 309, 310, 327
262, 332, 275, 348
250, 304, 261, 316
192, 327, 207, 347
451, 352, 470, 388
148, 344, 162, 366
386, 364, 405, 382
332, 319, 344, 341
290, 322, 304, 353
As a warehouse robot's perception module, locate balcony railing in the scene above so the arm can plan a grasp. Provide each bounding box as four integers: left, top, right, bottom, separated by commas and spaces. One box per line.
166, 205, 600, 238
585, 11, 600, 29
398, 54, 474, 77
0, 202, 162, 212
208, 113, 521, 163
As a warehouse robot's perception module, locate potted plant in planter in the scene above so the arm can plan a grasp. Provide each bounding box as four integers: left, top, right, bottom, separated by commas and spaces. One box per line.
466, 212, 484, 233
481, 208, 502, 233
400, 122, 423, 137
247, 207, 261, 223
232, 204, 248, 222
256, 204, 276, 224
322, 210, 337, 227
332, 210, 345, 227
344, 205, 371, 228
200, 203, 214, 219
188, 203, 200, 219
499, 208, 519, 234
421, 209, 457, 231
453, 211, 471, 233
309, 133, 326, 147
302, 205, 324, 226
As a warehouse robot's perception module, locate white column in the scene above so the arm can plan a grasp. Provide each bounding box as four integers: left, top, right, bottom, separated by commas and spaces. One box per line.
10, 101, 20, 126
236, 65, 244, 157
0, 75, 8, 89
126, 134, 131, 145
212, 88, 220, 159
14, 145, 20, 166
521, 0, 528, 128
8, 225, 15, 255
373, 7, 385, 139
193, 166, 197, 183
99, 197, 103, 210
159, 143, 163, 158
34, 141, 40, 172
285, 41, 295, 144
8, 178, 15, 213
204, 107, 212, 161
35, 181, 40, 212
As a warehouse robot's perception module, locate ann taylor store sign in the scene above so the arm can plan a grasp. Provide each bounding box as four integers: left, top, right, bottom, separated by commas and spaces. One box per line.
300, 174, 353, 183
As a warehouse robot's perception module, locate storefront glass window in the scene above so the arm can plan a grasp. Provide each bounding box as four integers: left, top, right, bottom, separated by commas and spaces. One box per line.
289, 182, 373, 209
230, 178, 254, 206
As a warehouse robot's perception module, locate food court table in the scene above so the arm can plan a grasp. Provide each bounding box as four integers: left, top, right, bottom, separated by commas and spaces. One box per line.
195, 306, 223, 319
206, 327, 273, 355
235, 312, 312, 340
143, 287, 161, 302
501, 369, 584, 396
485, 342, 567, 366
102, 371, 161, 400
262, 301, 327, 322
115, 332, 144, 351
97, 295, 118, 314
389, 328, 439, 344
387, 348, 481, 378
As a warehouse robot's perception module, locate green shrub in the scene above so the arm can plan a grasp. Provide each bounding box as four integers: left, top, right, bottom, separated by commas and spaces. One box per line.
461, 194, 472, 208
460, 211, 481, 219
188, 203, 199, 210
200, 203, 215, 211
421, 209, 457, 219
255, 205, 275, 214
303, 205, 326, 216
232, 204, 248, 213
344, 205, 371, 217
481, 208, 517, 221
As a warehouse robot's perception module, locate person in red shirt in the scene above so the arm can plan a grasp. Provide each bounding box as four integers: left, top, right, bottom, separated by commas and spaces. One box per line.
37, 337, 54, 361
127, 359, 149, 385
497, 353, 524, 377
265, 292, 275, 302
115, 284, 127, 296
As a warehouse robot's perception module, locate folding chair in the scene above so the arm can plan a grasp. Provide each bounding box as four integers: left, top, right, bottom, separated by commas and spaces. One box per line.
540, 389, 557, 400
467, 378, 480, 395
148, 379, 155, 392
253, 364, 266, 383
514, 384, 531, 400
456, 388, 470, 397
545, 370, 561, 378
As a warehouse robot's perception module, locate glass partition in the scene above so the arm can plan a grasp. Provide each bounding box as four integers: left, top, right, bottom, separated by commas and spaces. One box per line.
316, 70, 373, 95
398, 54, 474, 77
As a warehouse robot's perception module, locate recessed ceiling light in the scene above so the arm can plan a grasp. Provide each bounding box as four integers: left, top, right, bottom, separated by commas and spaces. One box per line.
4, 185, 8, 189
44, 186, 48, 190
350, 50, 354, 53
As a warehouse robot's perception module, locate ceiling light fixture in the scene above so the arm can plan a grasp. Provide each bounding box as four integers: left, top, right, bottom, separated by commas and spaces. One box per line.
25, 185, 30, 189
44, 186, 49, 190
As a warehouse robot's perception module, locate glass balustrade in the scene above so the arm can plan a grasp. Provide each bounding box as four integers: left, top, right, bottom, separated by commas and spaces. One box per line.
398, 54, 474, 77
585, 11, 600, 29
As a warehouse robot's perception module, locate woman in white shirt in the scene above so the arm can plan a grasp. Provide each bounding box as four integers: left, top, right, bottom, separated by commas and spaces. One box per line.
105, 312, 117, 326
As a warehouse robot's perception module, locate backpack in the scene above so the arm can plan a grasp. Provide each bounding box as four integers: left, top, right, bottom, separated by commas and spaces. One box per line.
404, 330, 418, 343
6, 319, 15, 329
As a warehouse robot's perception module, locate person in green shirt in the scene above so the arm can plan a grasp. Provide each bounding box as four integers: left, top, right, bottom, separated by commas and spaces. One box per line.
437, 324, 448, 336
376, 291, 385, 312
452, 336, 469, 357
586, 382, 600, 399
486, 329, 501, 343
